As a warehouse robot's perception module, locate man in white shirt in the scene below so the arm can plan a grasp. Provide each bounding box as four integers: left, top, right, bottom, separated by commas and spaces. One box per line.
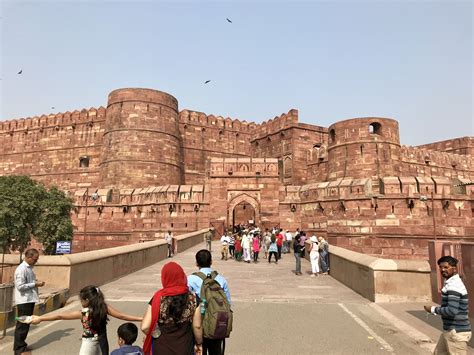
285, 230, 293, 254
14, 248, 45, 355
220, 233, 230, 261
164, 230, 173, 257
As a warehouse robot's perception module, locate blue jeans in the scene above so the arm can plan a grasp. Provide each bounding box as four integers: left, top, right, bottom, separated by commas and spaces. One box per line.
294, 252, 301, 274
320, 251, 329, 272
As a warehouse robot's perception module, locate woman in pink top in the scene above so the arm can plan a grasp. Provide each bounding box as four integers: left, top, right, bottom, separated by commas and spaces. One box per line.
252, 234, 260, 263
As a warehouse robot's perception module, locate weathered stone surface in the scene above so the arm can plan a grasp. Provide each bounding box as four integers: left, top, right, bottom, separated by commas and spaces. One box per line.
1, 88, 472, 258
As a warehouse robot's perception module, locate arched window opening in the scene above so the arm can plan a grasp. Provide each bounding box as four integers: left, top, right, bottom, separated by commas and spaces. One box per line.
329, 129, 336, 143
79, 156, 90, 168
369, 122, 382, 135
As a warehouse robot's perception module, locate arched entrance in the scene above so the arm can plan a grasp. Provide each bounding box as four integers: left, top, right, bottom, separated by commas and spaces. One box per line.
227, 193, 260, 228
233, 201, 255, 226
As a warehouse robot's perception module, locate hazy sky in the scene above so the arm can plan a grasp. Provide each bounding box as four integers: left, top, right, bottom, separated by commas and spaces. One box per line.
1, 0, 472, 146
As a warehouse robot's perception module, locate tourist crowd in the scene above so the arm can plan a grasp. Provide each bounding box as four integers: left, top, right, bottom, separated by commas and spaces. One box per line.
218, 224, 330, 277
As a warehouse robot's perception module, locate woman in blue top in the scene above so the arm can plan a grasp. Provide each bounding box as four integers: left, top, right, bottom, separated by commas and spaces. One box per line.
268, 234, 278, 264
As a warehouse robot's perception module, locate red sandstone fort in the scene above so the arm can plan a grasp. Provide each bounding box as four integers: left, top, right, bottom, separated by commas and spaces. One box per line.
1, 88, 472, 259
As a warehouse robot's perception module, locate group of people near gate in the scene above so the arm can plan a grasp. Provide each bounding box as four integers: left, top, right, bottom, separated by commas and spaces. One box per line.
218, 225, 330, 276
13, 248, 231, 355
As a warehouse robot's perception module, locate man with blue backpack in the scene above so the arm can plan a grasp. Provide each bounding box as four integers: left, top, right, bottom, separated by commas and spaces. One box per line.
187, 249, 233, 355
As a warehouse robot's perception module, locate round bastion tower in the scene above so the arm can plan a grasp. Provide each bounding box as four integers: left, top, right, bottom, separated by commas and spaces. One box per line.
327, 117, 401, 180
100, 88, 183, 187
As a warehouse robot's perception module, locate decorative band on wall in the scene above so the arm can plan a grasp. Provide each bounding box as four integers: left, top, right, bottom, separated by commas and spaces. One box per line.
99, 158, 183, 170
103, 128, 180, 140
106, 100, 178, 113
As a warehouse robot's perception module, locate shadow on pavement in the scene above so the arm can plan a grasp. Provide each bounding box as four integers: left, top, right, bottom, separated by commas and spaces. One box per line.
29, 328, 76, 349
408, 311, 474, 348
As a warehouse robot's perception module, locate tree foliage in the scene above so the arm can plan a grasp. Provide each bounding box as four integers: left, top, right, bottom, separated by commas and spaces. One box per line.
0, 176, 73, 255
35, 187, 74, 254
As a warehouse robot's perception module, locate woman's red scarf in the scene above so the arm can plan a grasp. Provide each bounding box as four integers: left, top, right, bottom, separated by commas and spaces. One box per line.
143, 261, 189, 354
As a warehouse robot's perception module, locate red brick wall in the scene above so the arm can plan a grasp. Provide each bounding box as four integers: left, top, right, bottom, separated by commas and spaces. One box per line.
100, 88, 183, 187
1, 87, 473, 259
0, 108, 106, 190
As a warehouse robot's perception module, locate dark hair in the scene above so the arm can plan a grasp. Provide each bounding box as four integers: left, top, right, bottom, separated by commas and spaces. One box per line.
79, 285, 109, 331
438, 255, 458, 267
117, 322, 138, 345
24, 249, 39, 258
270, 235, 276, 243
168, 293, 189, 323
195, 249, 212, 267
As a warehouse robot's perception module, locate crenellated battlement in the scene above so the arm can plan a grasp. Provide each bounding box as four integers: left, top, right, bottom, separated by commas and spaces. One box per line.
415, 136, 474, 155
250, 109, 299, 140
0, 107, 106, 134
400, 145, 473, 172
179, 109, 256, 133
279, 175, 472, 203
73, 185, 208, 207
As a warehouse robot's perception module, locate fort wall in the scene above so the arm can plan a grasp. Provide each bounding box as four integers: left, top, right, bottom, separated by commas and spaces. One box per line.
100, 88, 183, 187
415, 137, 474, 156
0, 108, 106, 190
178, 110, 253, 184
1, 87, 472, 260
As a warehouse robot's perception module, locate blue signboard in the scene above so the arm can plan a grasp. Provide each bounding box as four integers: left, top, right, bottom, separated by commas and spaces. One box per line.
55, 241, 72, 254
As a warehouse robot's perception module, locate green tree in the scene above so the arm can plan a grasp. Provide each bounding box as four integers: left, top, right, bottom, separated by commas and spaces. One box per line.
35, 187, 74, 255
0, 176, 45, 254
0, 176, 74, 256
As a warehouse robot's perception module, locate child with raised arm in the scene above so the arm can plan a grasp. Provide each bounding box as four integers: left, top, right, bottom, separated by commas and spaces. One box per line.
30, 285, 142, 355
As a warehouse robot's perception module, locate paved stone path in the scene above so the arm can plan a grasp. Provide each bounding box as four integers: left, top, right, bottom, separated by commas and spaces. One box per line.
1, 241, 465, 354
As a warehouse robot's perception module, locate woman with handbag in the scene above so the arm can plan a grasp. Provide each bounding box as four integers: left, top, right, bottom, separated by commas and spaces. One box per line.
141, 262, 203, 355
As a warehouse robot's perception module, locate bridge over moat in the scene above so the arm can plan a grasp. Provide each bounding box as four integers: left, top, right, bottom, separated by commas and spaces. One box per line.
3, 241, 467, 354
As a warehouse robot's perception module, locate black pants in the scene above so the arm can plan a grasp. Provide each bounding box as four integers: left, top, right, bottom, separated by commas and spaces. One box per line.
277, 245, 282, 259
14, 302, 35, 354
203, 338, 224, 355
268, 251, 278, 263
253, 251, 259, 262
167, 244, 173, 257
229, 245, 235, 257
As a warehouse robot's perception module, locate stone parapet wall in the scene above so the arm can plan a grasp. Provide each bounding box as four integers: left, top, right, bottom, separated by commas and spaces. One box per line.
0, 229, 209, 294
415, 136, 474, 156
399, 145, 474, 179
305, 243, 431, 302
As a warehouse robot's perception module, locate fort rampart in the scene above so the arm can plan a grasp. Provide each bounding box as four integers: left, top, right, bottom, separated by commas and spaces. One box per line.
1, 87, 472, 259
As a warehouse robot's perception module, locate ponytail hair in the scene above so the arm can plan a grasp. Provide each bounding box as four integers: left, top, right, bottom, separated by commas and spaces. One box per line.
80, 285, 109, 331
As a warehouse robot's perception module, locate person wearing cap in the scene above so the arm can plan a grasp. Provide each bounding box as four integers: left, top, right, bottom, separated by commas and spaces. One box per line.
309, 236, 320, 277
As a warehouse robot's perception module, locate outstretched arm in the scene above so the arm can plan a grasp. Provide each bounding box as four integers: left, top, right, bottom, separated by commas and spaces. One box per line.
141, 305, 152, 334
107, 304, 143, 321
30, 310, 82, 324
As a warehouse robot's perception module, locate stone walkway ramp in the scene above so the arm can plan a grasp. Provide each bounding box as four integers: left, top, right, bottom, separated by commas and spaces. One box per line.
1, 242, 444, 354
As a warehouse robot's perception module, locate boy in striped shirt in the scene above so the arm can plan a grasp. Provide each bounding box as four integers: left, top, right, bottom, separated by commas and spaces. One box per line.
424, 255, 471, 354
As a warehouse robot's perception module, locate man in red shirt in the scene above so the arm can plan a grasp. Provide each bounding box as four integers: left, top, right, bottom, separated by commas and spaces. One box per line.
276, 229, 284, 259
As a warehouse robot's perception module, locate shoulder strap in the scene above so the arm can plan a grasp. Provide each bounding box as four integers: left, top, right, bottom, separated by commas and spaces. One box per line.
193, 271, 207, 281
193, 271, 218, 281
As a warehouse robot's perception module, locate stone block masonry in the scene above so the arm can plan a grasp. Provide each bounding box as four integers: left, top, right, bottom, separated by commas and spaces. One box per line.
1, 87, 472, 259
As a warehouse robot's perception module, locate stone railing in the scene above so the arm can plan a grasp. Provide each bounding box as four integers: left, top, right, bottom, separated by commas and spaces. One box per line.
1, 229, 210, 295
305, 242, 431, 302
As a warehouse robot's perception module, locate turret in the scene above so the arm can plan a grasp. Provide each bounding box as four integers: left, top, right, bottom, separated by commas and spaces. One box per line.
327, 117, 401, 180
100, 88, 183, 187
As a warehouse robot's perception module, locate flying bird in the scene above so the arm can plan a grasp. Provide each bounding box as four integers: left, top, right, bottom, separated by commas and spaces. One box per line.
204, 80, 211, 84
226, 18, 232, 23
18, 69, 22, 74
51, 107, 55, 109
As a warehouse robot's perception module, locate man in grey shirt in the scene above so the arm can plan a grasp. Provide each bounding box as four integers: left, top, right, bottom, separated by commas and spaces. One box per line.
14, 248, 45, 355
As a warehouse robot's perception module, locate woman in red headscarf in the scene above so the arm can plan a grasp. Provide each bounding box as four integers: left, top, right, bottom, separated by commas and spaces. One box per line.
141, 262, 202, 355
